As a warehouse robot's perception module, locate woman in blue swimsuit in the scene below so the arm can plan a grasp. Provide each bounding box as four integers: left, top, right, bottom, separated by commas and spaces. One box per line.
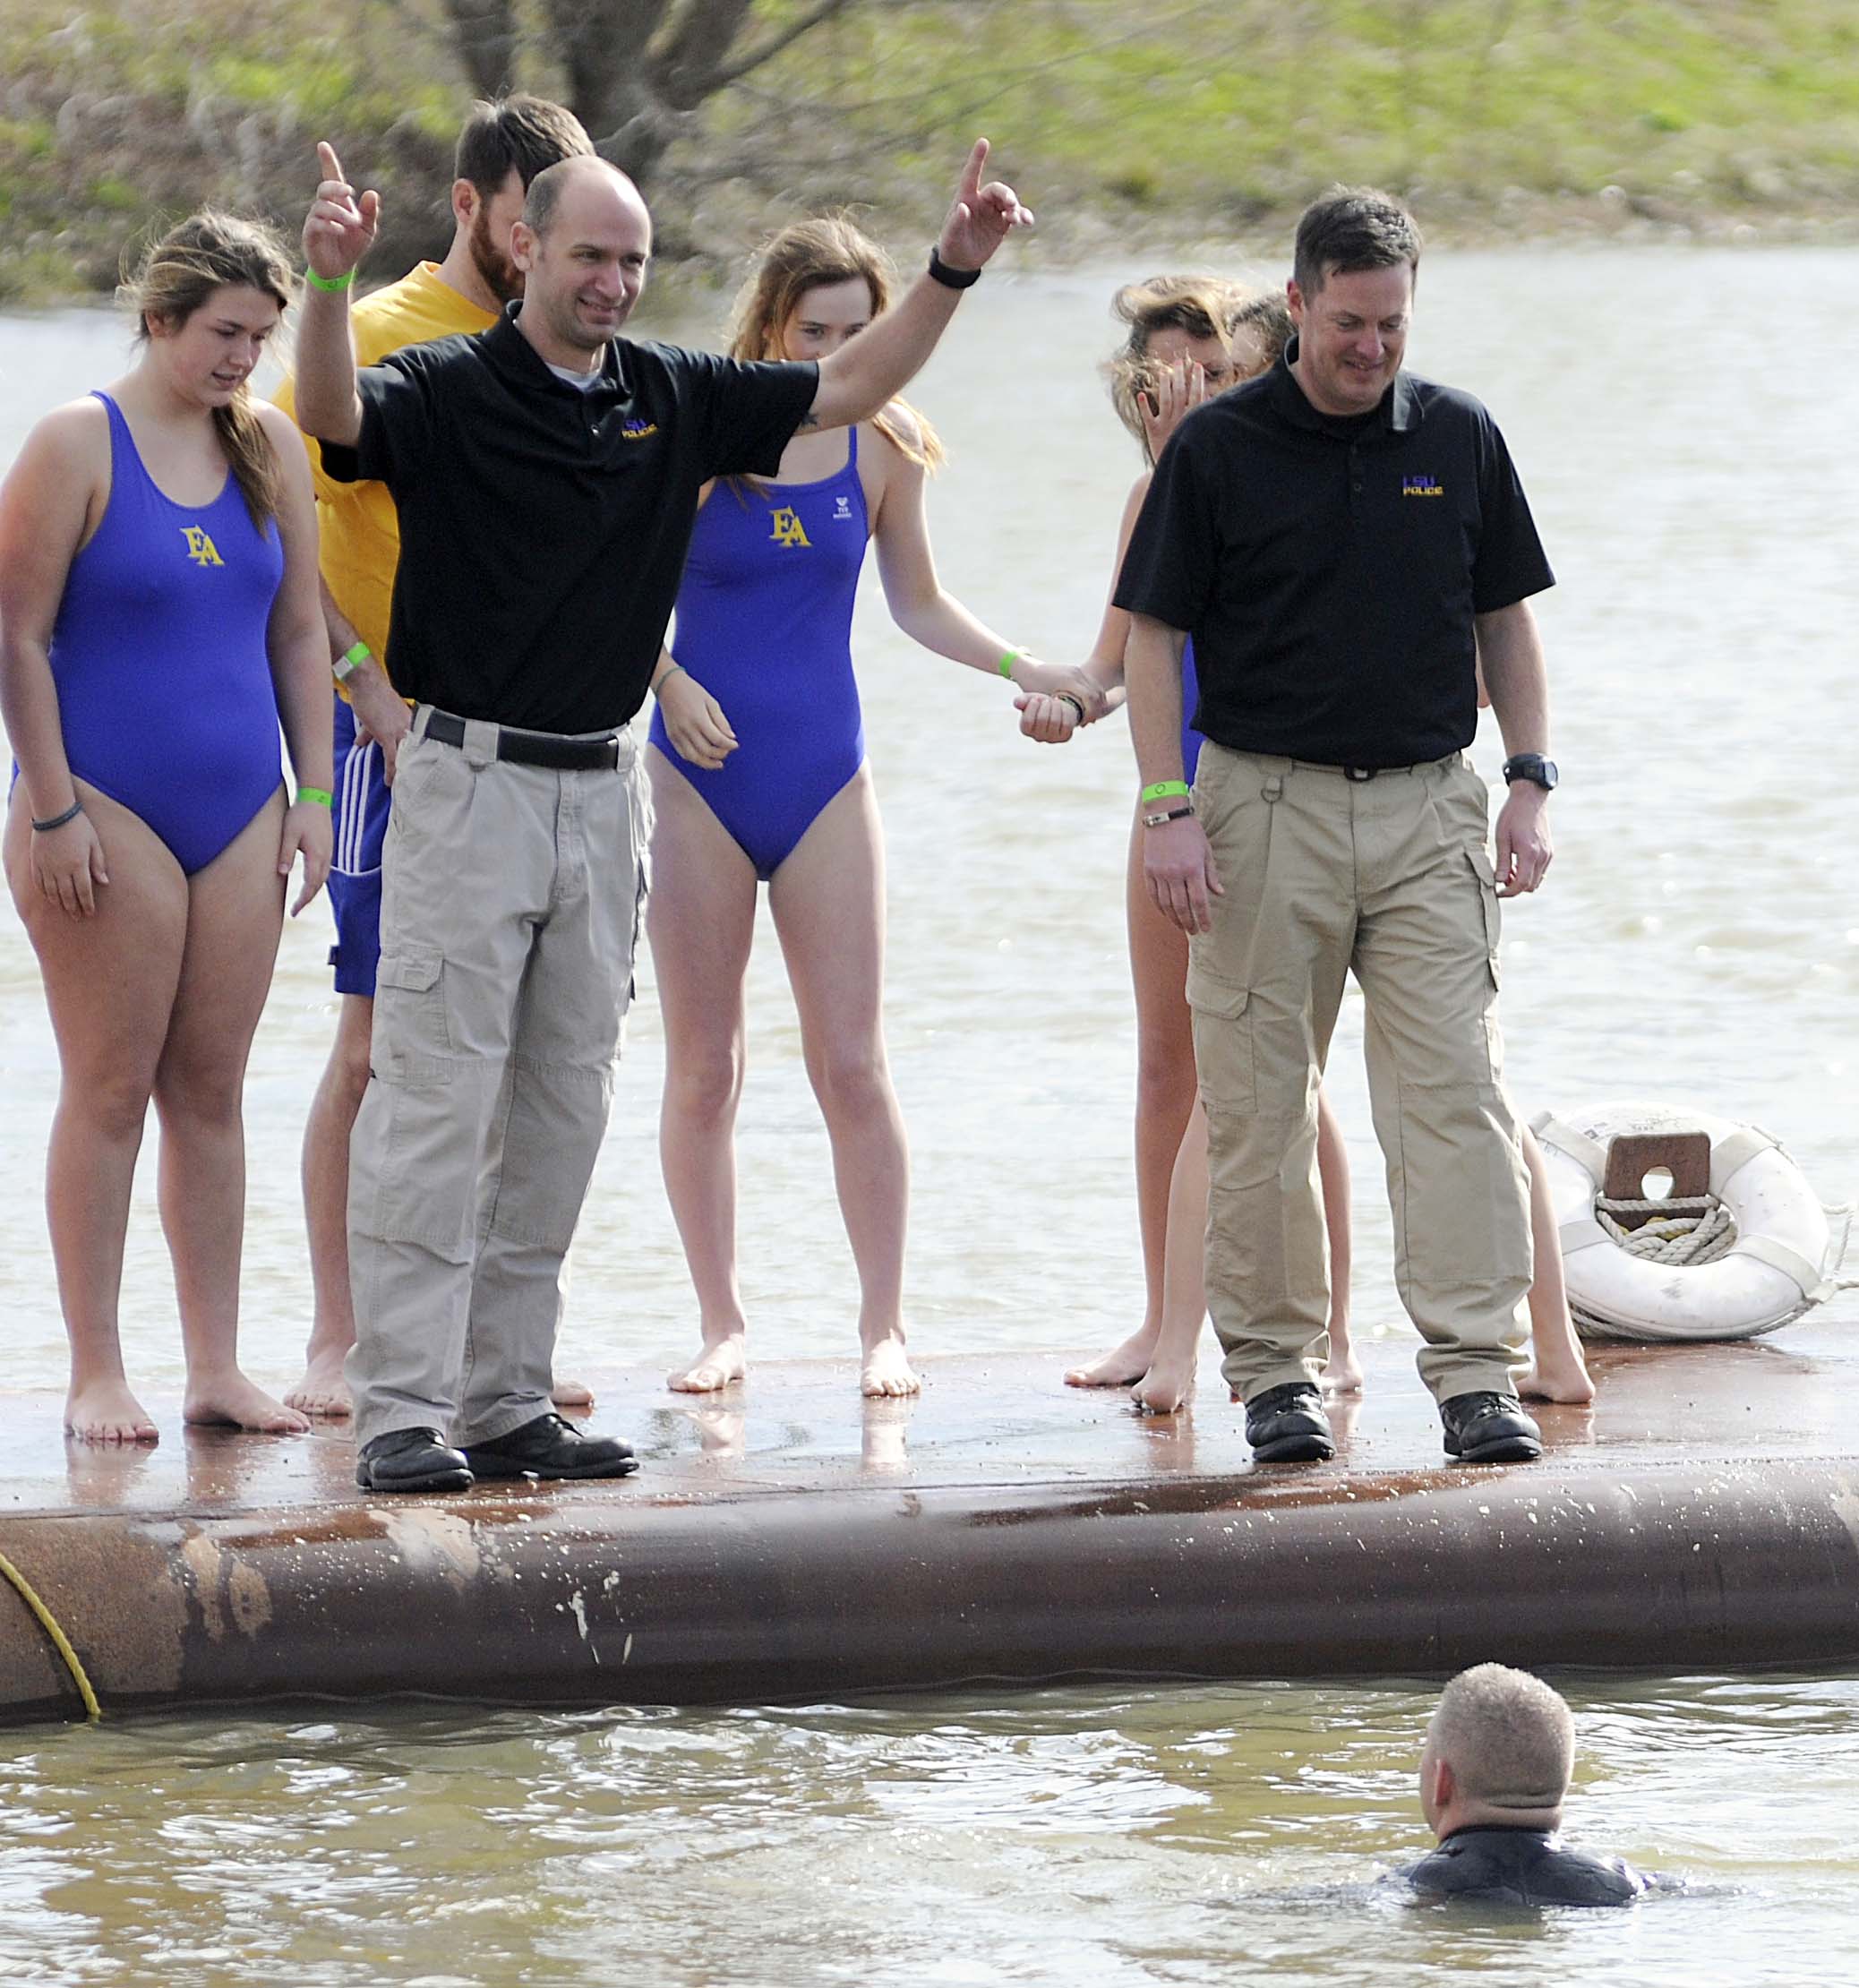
647, 216, 1101, 1397
0, 213, 333, 1443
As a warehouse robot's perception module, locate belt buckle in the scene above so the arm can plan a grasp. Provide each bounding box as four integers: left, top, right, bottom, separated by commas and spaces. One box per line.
1343, 764, 1376, 783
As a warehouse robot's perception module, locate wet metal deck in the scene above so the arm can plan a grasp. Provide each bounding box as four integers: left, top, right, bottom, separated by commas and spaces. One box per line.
1, 1325, 1855, 1724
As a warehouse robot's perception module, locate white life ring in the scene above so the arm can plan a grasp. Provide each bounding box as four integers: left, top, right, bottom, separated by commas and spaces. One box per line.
1533, 1101, 1845, 1342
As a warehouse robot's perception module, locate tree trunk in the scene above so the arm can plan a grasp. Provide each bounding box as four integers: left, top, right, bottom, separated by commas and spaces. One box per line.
441, 0, 520, 99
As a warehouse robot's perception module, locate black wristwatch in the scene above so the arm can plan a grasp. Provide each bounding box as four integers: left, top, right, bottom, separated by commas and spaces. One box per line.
1501, 753, 1559, 792
927, 244, 981, 290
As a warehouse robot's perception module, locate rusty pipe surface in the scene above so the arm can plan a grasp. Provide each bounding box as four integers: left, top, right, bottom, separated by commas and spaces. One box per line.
3, 1460, 1858, 1724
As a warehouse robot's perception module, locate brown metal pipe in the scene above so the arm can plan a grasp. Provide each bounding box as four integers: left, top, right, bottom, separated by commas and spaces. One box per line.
3, 1461, 1857, 1724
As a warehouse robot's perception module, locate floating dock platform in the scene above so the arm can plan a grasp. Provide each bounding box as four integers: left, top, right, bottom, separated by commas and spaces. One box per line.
2, 1326, 1856, 1725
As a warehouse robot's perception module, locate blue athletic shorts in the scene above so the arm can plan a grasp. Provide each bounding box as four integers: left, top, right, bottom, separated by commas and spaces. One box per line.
328, 692, 392, 998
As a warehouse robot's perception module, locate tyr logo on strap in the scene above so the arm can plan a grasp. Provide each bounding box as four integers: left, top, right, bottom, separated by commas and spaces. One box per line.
768, 506, 810, 549
180, 526, 224, 567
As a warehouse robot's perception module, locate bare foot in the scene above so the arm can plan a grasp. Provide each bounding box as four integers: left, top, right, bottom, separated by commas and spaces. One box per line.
1321, 1344, 1366, 1395
65, 1378, 159, 1445
1132, 1354, 1196, 1414
552, 1376, 595, 1410
184, 1373, 311, 1435
1065, 1329, 1160, 1389
285, 1349, 352, 1418
668, 1335, 747, 1393
1519, 1364, 1596, 1405
861, 1335, 921, 1398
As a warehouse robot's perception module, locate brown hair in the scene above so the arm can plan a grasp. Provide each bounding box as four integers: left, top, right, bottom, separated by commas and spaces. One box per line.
1292, 185, 1422, 299
456, 93, 594, 199
727, 215, 943, 471
1102, 274, 1257, 463
125, 210, 295, 529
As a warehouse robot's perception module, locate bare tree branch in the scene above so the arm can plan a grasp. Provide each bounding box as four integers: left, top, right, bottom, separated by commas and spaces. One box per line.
706, 0, 860, 92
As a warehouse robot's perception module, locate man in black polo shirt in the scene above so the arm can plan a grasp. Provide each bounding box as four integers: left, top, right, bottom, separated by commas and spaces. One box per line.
294, 138, 1036, 1493
1118, 187, 1555, 1468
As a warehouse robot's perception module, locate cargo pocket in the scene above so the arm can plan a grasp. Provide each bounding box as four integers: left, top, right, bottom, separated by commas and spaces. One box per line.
373, 947, 453, 1080
1185, 957, 1255, 1114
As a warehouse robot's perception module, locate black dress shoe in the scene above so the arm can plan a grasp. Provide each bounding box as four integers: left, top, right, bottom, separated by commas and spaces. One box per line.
1441, 1391, 1543, 1464
462, 1412, 639, 1481
1244, 1381, 1334, 1463
356, 1427, 474, 1494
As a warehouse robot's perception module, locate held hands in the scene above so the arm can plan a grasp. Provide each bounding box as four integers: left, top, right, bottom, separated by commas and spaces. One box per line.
31, 812, 109, 919
937, 139, 1034, 273
1495, 785, 1553, 898
279, 801, 333, 916
1145, 815, 1223, 934
1140, 356, 1209, 461
656, 667, 738, 769
1015, 692, 1076, 744
303, 141, 380, 284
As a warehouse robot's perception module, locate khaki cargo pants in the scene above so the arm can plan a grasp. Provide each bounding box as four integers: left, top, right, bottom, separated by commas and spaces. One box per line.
346, 709, 646, 1452
1187, 743, 1531, 1406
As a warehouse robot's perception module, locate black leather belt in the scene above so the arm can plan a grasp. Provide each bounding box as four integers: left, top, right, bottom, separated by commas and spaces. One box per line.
423, 710, 621, 772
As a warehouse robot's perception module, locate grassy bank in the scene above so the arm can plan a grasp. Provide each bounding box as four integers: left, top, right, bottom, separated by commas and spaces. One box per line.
6, 0, 1859, 303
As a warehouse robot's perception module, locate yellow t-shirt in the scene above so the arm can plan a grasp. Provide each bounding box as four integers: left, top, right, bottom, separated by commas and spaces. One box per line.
274, 262, 496, 678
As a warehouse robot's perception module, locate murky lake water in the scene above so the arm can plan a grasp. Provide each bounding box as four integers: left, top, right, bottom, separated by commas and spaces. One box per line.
3, 248, 1858, 1981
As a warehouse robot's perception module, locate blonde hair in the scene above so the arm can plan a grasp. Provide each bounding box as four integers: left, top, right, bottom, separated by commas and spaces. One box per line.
1103, 274, 1268, 463
125, 210, 295, 529
727, 215, 943, 472
1429, 1664, 1575, 1812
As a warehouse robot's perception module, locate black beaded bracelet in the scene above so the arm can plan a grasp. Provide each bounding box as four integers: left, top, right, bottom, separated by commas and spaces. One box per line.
30, 801, 83, 834
927, 245, 981, 290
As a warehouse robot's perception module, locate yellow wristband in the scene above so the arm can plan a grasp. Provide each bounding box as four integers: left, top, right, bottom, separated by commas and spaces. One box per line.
998, 647, 1024, 680
296, 786, 334, 808
304, 268, 354, 292
1141, 779, 1192, 803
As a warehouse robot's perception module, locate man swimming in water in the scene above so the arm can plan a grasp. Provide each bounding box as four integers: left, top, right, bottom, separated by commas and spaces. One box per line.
1408, 1663, 1653, 1907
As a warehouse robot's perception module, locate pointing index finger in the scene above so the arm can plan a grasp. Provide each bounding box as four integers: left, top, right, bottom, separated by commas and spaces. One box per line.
958, 137, 988, 206
316, 139, 346, 186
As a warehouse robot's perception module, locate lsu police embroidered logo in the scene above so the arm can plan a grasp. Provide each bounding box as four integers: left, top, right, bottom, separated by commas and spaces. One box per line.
621, 418, 657, 441
769, 506, 810, 549
1402, 475, 1445, 498
180, 526, 224, 566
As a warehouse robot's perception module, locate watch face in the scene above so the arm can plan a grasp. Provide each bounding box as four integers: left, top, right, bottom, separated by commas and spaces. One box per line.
1507, 756, 1558, 790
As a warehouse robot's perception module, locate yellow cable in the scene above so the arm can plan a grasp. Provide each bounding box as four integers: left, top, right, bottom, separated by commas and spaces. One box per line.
0, 1548, 101, 1723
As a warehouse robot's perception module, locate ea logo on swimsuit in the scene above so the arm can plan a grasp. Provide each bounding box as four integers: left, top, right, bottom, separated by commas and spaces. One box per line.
180, 526, 224, 567
769, 507, 810, 549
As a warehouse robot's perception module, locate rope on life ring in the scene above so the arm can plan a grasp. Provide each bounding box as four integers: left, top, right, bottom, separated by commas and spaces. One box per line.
1595, 1194, 1738, 1266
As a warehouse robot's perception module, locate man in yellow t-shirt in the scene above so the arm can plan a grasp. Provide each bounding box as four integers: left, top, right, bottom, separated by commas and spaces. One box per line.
277, 94, 594, 1417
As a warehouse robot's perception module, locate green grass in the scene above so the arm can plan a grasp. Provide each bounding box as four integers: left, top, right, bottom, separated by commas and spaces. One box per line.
4, 0, 1859, 302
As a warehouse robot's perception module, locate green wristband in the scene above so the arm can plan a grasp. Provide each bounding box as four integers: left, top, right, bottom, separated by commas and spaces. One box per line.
997, 647, 1024, 680
1141, 779, 1192, 803
332, 639, 370, 682
296, 785, 334, 808
304, 268, 355, 293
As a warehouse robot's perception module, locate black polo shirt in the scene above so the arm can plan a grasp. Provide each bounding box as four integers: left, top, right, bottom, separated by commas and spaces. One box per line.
1114, 341, 1554, 768
320, 307, 818, 732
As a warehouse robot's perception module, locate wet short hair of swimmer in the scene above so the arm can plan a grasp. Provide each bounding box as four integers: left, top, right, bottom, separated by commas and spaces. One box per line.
1423, 1663, 1575, 1820
1291, 185, 1423, 298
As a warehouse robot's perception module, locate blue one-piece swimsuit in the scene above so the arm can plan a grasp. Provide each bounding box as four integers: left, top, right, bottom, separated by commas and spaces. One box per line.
650, 429, 870, 879
37, 391, 285, 873
1181, 638, 1205, 784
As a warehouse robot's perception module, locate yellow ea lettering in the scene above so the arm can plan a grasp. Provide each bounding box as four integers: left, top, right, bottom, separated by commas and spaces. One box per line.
181, 526, 224, 567
768, 506, 810, 550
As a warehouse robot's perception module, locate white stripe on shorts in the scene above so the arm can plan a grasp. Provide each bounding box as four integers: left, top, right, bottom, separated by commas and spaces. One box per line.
336, 735, 381, 878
